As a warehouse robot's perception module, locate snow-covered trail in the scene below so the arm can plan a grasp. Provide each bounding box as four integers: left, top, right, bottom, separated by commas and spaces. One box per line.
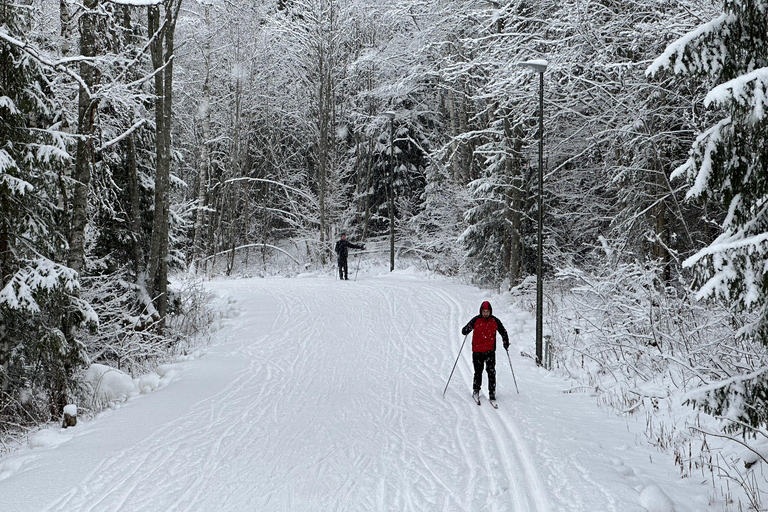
0, 272, 714, 511
164, 275, 550, 511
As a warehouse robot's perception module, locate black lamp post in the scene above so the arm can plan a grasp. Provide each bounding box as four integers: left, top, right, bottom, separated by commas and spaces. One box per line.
382, 111, 396, 272
516, 60, 547, 367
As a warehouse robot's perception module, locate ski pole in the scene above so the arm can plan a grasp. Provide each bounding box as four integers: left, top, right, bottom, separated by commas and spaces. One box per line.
443, 333, 469, 397
505, 348, 520, 394
353, 250, 363, 281
354, 222, 370, 282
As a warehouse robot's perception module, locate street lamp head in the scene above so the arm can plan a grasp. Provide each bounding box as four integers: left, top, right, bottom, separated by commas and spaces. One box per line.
516, 59, 548, 74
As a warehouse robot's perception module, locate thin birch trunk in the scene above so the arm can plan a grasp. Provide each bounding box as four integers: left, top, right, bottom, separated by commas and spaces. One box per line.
192, 5, 212, 266
68, 0, 99, 275
147, 0, 181, 329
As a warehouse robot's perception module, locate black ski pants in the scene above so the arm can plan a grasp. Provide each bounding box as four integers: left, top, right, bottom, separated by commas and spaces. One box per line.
338, 257, 349, 280
472, 350, 496, 396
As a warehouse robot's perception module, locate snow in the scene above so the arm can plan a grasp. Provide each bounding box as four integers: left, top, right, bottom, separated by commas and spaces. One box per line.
518, 59, 548, 71
646, 13, 732, 77
704, 66, 768, 120
673, 116, 731, 200
0, 259, 86, 315
638, 485, 676, 512
84, 364, 136, 403
27, 430, 73, 450
0, 95, 19, 114
0, 272, 717, 511
108, 0, 163, 5
84, 363, 181, 405
0, 151, 32, 195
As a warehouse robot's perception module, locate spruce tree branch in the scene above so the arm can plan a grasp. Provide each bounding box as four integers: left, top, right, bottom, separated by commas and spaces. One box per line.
0, 29, 92, 97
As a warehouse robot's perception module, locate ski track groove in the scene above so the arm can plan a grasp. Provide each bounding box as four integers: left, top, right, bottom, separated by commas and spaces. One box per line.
441, 285, 540, 512
31, 276, 555, 511
431, 286, 479, 511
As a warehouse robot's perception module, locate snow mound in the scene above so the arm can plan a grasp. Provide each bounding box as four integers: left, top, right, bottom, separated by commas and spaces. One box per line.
85, 360, 191, 404
174, 351, 203, 362
85, 364, 136, 403
156, 363, 180, 379
612, 459, 635, 477
63, 404, 77, 416
0, 458, 24, 481
385, 265, 424, 278
138, 373, 161, 394
28, 430, 73, 450
639, 484, 676, 512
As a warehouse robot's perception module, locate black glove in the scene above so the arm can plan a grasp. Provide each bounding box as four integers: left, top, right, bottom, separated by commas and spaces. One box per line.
503, 341, 510, 350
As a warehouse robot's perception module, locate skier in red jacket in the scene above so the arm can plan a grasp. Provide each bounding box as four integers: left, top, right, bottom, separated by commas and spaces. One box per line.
461, 301, 509, 402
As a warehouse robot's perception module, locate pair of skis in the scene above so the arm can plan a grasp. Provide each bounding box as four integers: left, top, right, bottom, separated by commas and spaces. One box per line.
473, 394, 498, 409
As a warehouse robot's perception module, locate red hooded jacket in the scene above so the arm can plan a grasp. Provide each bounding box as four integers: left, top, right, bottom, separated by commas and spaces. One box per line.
461, 301, 509, 353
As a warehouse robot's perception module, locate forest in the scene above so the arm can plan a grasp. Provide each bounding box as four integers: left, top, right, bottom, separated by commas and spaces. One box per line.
1, 0, 767, 506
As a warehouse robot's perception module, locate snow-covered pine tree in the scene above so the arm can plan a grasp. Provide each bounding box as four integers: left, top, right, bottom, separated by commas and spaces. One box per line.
647, 0, 768, 431
438, 0, 546, 286
0, 3, 95, 421
460, 162, 526, 285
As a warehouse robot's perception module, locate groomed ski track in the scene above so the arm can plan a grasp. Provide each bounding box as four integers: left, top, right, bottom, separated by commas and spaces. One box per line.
201, 275, 551, 512
0, 272, 714, 511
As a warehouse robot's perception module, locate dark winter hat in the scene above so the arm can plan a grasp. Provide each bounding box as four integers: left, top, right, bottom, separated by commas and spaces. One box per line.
340, 232, 346, 237
480, 301, 492, 314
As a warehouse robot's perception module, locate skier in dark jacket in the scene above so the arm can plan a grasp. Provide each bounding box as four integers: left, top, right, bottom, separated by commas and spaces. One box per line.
334, 233, 364, 280
461, 300, 509, 402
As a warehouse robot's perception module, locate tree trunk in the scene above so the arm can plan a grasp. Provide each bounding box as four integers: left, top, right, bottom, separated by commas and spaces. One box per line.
505, 114, 525, 286
147, 0, 181, 329
0, 197, 9, 289
192, 5, 212, 267
654, 157, 671, 282
0, 196, 8, 393
59, 0, 73, 55
57, 0, 99, 419
68, 0, 99, 275
447, 90, 462, 182
120, 6, 143, 282
126, 129, 143, 278
146, 4, 164, 313
318, 42, 329, 262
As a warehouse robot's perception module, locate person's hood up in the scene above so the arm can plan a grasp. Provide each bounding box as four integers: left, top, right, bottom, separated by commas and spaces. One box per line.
479, 301, 492, 315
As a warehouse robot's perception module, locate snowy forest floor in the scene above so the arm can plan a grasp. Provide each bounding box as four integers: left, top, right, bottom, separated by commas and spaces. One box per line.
0, 267, 725, 511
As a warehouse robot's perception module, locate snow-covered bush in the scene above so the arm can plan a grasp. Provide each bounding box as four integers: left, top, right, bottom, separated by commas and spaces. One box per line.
165, 276, 219, 351
550, 259, 768, 509
0, 260, 97, 424
78, 269, 217, 379
84, 364, 136, 408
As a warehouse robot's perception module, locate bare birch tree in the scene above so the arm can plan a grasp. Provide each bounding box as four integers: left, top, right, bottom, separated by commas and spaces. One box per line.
147, 0, 182, 328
